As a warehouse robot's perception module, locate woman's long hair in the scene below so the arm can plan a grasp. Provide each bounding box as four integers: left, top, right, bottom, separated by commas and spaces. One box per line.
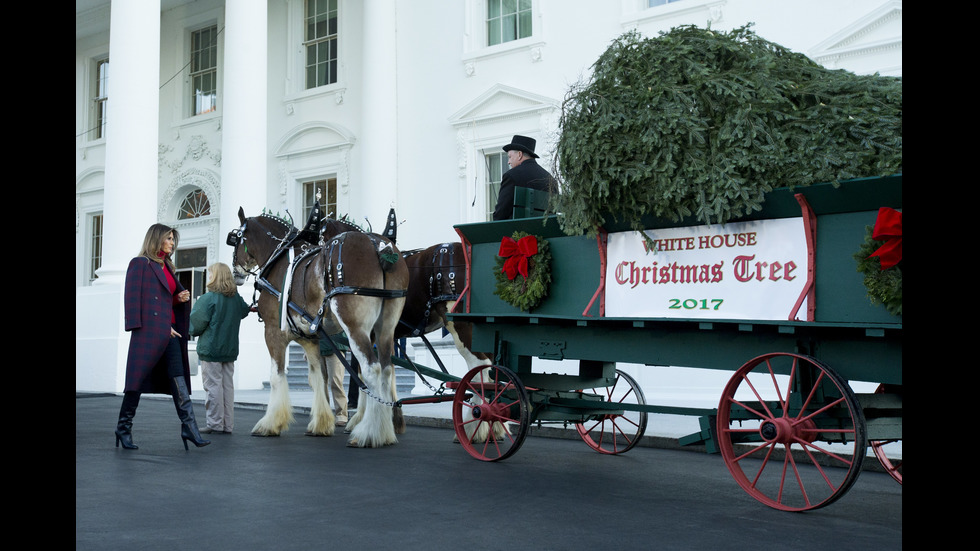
206, 262, 238, 297
138, 223, 179, 272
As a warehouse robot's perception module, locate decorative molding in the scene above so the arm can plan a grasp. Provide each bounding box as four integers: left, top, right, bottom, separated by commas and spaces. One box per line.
461, 41, 548, 77
621, 0, 725, 28
456, 130, 468, 179
159, 134, 222, 177
273, 121, 357, 158
448, 83, 558, 128
278, 159, 289, 212
809, 1, 902, 72
160, 167, 222, 222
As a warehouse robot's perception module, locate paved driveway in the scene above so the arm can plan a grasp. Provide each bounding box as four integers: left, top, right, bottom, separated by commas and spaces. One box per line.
77, 394, 902, 551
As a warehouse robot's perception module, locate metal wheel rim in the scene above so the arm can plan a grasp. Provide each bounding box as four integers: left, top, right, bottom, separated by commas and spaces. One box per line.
452, 364, 530, 462
575, 369, 648, 454
717, 352, 867, 511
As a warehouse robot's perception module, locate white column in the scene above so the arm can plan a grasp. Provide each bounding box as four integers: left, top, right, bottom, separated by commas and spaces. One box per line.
77, 0, 161, 394
220, 0, 268, 266
96, 0, 162, 285
359, 0, 399, 228
219, 0, 270, 391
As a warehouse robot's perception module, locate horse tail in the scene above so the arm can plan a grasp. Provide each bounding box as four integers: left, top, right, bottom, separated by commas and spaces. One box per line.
378, 241, 400, 273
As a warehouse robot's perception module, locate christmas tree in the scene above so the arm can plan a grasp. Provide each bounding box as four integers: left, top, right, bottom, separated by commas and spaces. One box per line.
552, 25, 902, 237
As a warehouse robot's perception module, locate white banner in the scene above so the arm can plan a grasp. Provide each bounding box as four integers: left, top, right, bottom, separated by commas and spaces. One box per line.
604, 218, 810, 320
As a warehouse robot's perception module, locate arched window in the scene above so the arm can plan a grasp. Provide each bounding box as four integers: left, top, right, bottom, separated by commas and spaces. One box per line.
177, 189, 211, 219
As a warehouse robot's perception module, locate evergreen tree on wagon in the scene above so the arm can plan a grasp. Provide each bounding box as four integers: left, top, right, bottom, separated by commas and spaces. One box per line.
550, 25, 903, 237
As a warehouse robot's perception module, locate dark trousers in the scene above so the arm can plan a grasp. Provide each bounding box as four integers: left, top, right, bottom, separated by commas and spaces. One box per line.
164, 337, 184, 378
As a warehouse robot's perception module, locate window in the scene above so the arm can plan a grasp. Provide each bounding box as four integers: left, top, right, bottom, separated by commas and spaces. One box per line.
485, 151, 508, 221
647, 0, 684, 6
190, 25, 218, 115
89, 214, 103, 284
175, 248, 208, 303
487, 0, 532, 47
304, 178, 338, 220
305, 0, 338, 89
92, 58, 109, 140
177, 189, 212, 219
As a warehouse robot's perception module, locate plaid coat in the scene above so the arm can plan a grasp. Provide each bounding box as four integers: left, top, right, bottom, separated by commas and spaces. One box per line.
123, 256, 191, 394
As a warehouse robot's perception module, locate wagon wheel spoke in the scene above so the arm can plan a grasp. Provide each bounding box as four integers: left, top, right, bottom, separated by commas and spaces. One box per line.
575, 369, 647, 455
869, 384, 903, 484
717, 353, 867, 512
452, 365, 530, 461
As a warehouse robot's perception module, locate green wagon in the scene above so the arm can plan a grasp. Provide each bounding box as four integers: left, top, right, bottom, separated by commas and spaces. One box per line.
408, 174, 901, 512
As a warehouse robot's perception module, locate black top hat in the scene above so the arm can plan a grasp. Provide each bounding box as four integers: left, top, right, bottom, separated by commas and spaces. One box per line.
502, 135, 539, 158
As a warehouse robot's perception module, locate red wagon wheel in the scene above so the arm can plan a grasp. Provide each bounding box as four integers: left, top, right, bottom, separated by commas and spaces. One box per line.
717, 353, 867, 512
452, 364, 530, 462
870, 383, 902, 485
575, 369, 648, 454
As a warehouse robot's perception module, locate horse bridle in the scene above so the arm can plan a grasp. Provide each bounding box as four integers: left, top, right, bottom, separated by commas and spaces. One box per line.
226, 223, 255, 277
227, 218, 301, 281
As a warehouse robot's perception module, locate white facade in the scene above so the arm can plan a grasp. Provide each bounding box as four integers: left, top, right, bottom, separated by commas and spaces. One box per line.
76, 0, 902, 397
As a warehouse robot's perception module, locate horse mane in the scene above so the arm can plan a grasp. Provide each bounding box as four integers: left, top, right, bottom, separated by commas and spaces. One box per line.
324, 215, 366, 234
258, 209, 295, 234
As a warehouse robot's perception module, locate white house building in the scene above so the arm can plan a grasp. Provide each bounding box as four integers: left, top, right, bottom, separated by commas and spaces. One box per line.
76, 0, 902, 402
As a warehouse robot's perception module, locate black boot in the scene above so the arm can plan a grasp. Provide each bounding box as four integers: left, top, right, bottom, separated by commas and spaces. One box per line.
170, 377, 211, 450
114, 391, 141, 450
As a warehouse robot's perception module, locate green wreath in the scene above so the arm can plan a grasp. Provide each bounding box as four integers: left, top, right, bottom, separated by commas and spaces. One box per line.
493, 231, 552, 311
853, 226, 902, 316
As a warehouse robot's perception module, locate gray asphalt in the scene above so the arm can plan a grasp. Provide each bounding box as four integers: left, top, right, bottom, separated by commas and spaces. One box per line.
77, 393, 902, 550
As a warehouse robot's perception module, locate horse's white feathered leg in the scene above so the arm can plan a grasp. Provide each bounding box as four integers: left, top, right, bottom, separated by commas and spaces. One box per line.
345, 387, 364, 433
251, 368, 294, 436
304, 348, 335, 436
346, 359, 397, 447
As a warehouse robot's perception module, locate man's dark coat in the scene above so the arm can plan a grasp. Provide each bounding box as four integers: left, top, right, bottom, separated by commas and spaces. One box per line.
492, 159, 555, 221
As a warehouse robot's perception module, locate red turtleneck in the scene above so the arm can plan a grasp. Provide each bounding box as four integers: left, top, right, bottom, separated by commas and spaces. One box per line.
158, 253, 178, 323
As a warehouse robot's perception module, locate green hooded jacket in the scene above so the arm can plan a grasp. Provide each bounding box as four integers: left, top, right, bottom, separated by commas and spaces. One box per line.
189, 291, 251, 362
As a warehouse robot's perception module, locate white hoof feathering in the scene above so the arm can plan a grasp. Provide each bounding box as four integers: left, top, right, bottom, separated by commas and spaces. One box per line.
346, 363, 397, 447
251, 373, 294, 436
307, 363, 335, 436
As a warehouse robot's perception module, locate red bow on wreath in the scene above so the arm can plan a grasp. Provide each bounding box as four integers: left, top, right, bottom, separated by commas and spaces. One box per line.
498, 235, 538, 280
869, 207, 902, 270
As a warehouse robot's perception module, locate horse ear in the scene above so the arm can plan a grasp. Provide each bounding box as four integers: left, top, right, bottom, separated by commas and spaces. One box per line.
238, 207, 246, 224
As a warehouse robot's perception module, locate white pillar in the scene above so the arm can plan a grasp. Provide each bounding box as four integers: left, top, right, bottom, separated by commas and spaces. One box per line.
220, 0, 270, 391
220, 0, 268, 266
77, 0, 161, 393
360, 0, 399, 228
97, 0, 162, 285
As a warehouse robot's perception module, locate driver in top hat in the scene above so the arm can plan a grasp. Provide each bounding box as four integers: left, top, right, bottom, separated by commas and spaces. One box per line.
492, 135, 557, 221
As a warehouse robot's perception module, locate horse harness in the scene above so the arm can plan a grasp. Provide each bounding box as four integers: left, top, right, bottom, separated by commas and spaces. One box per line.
227, 214, 407, 340
400, 243, 463, 338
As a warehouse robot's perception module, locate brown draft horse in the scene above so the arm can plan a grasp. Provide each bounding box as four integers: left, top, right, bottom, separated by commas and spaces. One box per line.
397, 242, 491, 369
284, 207, 505, 443
228, 207, 409, 447
398, 242, 508, 443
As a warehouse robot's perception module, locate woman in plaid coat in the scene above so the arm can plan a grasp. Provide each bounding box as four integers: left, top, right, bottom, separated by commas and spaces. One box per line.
114, 223, 210, 450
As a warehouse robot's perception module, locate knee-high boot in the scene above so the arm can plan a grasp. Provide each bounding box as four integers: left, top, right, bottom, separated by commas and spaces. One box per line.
114, 391, 141, 450
170, 376, 211, 449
